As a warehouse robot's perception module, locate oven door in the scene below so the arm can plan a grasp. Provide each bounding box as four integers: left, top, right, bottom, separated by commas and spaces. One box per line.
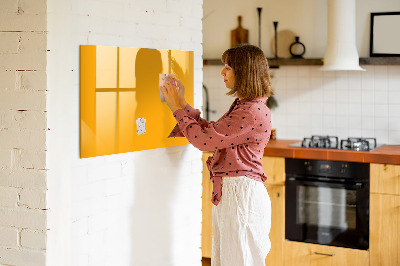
285, 177, 369, 250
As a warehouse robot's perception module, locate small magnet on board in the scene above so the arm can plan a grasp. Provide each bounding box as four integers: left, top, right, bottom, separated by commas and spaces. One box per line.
136, 117, 147, 135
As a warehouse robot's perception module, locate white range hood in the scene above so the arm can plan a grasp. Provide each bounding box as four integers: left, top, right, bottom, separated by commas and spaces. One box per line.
320, 0, 365, 71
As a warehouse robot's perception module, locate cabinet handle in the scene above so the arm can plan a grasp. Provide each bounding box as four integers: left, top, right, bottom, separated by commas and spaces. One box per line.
314, 252, 335, 257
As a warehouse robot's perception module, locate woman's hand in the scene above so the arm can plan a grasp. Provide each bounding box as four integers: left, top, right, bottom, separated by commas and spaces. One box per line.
174, 78, 187, 108
161, 77, 186, 113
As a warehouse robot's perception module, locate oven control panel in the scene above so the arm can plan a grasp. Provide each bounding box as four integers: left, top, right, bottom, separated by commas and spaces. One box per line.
286, 158, 369, 180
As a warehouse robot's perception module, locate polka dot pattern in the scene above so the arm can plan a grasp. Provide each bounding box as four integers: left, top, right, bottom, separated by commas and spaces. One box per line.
169, 97, 272, 206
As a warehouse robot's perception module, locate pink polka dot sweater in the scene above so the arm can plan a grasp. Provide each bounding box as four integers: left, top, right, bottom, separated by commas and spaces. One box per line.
169, 97, 272, 206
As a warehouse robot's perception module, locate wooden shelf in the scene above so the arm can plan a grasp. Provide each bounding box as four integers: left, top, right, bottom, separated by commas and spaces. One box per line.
203, 58, 323, 67
203, 57, 400, 67
268, 58, 322, 67
359, 57, 400, 65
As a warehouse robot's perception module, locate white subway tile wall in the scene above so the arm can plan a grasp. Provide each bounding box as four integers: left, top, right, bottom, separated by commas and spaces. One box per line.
203, 65, 400, 144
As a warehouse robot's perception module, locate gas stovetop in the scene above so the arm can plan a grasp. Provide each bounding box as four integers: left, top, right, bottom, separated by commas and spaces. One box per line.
289, 135, 382, 151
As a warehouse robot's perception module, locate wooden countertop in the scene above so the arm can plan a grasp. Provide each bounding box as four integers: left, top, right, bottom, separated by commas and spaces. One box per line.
263, 139, 400, 165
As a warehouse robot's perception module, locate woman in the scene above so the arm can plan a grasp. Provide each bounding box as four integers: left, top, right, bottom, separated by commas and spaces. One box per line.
162, 44, 273, 266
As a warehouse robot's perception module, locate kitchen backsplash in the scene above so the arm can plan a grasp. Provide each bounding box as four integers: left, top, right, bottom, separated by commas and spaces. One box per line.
203, 65, 400, 144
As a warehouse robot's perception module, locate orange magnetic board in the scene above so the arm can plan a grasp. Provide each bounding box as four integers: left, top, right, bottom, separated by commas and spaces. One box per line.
80, 45, 194, 158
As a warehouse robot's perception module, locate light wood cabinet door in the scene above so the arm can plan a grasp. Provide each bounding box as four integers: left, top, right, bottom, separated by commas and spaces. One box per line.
262, 156, 285, 186
370, 163, 400, 195
264, 184, 284, 266
202, 152, 213, 258
370, 193, 400, 266
284, 241, 369, 266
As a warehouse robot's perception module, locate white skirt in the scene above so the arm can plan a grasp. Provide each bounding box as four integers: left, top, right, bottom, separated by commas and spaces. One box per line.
212, 176, 271, 266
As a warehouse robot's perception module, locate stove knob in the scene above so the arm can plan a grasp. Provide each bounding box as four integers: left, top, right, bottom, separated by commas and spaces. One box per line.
305, 162, 312, 171
340, 164, 347, 174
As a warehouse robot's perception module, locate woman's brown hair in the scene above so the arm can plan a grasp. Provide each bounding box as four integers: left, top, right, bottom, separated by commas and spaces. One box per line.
221, 44, 273, 99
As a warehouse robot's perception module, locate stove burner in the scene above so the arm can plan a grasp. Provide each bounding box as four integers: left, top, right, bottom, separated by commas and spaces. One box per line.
340, 137, 377, 151
301, 135, 339, 149
295, 136, 378, 151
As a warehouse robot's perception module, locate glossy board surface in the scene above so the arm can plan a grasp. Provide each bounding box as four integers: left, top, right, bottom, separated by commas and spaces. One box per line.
80, 45, 194, 158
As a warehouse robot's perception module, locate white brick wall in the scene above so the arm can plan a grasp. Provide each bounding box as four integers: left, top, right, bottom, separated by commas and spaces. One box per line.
0, 0, 48, 265
46, 1, 203, 266
2, 0, 203, 264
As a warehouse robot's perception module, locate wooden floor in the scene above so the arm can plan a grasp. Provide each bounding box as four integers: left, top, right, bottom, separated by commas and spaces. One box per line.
202, 257, 211, 266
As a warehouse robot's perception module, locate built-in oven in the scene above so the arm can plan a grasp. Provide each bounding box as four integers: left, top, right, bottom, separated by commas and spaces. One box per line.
285, 158, 369, 250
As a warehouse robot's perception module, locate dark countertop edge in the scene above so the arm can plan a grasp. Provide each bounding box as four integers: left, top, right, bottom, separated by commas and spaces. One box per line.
263, 140, 400, 165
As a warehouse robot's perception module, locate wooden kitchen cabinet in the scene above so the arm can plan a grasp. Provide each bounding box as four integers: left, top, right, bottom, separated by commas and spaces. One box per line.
370, 163, 400, 195
370, 193, 400, 266
202, 152, 214, 258
370, 163, 400, 266
284, 241, 369, 266
261, 156, 285, 186
264, 184, 285, 266
262, 156, 285, 266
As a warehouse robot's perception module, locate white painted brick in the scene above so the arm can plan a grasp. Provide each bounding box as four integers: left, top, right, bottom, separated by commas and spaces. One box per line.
19, 0, 47, 15
87, 212, 109, 234
121, 161, 134, 176
0, 208, 46, 230
45, 0, 203, 264
20, 229, 46, 249
193, 68, 203, 84
105, 194, 123, 211
166, 0, 192, 15
190, 159, 203, 174
72, 185, 91, 203
0, 149, 12, 169
19, 189, 46, 209
0, 71, 16, 90
131, 0, 166, 11
0, 247, 45, 266
0, 32, 46, 71
136, 24, 170, 40
0, 227, 19, 247
152, 10, 181, 27
71, 166, 88, 186
0, 90, 46, 111
20, 149, 46, 170
181, 15, 202, 30
87, 164, 108, 183
189, 3, 203, 19
105, 178, 123, 196
0, 169, 47, 189
17, 70, 47, 91
0, 32, 20, 54
191, 31, 203, 45
1, 110, 47, 130
0, 129, 46, 151
0, 5, 46, 32
0, 0, 18, 14
0, 187, 19, 208
72, 218, 88, 237
11, 148, 22, 169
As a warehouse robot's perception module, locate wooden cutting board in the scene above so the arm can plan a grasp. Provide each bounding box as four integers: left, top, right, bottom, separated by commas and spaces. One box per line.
231, 16, 249, 48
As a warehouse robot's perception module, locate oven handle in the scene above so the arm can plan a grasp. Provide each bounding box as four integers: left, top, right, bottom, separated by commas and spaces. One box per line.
314, 252, 335, 257
286, 177, 364, 189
